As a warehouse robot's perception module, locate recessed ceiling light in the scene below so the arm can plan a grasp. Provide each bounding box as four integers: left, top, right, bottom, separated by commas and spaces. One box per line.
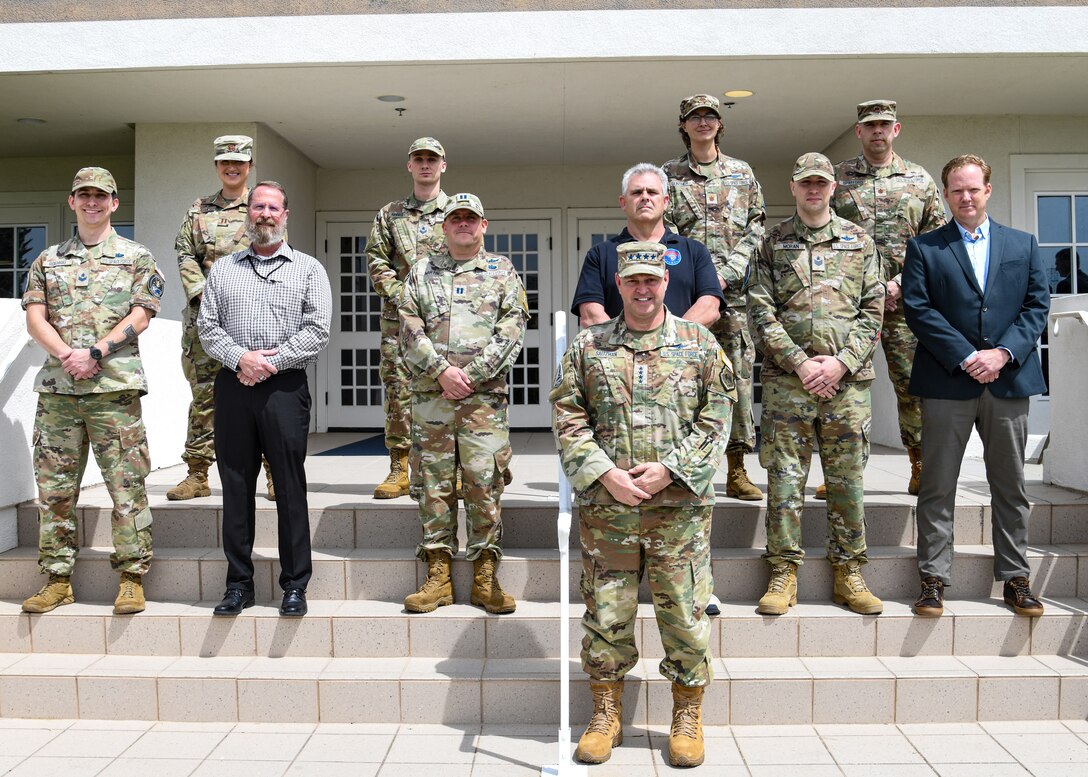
16, 117, 46, 125
377, 95, 405, 103
723, 90, 754, 98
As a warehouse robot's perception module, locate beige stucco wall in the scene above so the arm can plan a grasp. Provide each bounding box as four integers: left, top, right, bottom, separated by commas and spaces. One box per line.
0, 156, 134, 194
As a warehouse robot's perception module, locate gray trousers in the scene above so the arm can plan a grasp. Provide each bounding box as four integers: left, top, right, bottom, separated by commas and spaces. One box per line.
916, 391, 1031, 585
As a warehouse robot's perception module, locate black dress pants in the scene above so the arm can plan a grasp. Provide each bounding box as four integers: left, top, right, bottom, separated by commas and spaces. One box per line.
214, 367, 312, 592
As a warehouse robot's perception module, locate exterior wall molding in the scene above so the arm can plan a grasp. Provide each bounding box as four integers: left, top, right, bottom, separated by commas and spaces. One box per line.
4, 8, 1088, 74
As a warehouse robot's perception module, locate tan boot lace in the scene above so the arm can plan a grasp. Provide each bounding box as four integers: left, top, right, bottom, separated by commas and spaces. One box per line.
586, 690, 619, 735
119, 573, 138, 600
767, 564, 792, 593
842, 564, 870, 594
672, 698, 700, 739
418, 555, 448, 594
37, 574, 66, 597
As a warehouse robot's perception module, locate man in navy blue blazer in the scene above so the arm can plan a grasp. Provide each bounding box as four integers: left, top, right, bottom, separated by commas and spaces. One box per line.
902, 154, 1050, 618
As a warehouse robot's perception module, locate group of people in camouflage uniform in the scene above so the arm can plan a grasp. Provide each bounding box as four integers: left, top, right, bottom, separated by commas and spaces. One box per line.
17, 94, 1050, 769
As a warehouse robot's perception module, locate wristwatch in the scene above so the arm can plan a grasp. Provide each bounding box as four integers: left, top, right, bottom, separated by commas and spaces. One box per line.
89, 346, 103, 361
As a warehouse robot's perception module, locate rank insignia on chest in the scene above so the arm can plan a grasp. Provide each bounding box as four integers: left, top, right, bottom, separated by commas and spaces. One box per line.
706, 192, 718, 207
419, 225, 429, 235
454, 285, 466, 296
812, 256, 825, 270
635, 364, 649, 385
75, 271, 89, 287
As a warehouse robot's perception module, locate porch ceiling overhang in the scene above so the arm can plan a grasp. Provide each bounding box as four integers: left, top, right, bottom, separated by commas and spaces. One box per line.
1, 7, 1086, 170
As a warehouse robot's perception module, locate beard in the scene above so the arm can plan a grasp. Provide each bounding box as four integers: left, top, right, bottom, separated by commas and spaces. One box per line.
246, 219, 285, 248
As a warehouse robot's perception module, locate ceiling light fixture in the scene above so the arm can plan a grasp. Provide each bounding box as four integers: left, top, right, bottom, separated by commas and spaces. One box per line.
16, 117, 46, 125
377, 95, 405, 103
724, 90, 754, 98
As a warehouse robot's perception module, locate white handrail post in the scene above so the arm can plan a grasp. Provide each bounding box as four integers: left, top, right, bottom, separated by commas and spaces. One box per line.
542, 311, 587, 776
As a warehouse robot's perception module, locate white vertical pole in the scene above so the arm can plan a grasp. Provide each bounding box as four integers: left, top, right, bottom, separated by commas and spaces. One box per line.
542, 312, 587, 777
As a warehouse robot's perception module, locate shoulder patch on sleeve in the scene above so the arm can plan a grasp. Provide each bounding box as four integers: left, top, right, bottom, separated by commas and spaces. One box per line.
148, 270, 165, 299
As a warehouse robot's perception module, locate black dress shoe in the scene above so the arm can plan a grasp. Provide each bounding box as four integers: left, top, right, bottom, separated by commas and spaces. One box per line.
280, 588, 307, 617
213, 589, 255, 616
1004, 577, 1044, 617
913, 576, 945, 617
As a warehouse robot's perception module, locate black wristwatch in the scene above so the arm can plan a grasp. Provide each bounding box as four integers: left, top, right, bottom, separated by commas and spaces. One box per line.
89, 346, 103, 362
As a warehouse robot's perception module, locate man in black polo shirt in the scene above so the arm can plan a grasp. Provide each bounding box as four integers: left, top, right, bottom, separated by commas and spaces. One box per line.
572, 163, 724, 327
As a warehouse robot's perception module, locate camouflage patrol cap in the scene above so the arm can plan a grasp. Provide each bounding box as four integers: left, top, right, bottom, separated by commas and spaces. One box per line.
857, 100, 897, 124
71, 167, 117, 195
792, 152, 835, 182
447, 192, 485, 218
213, 135, 253, 162
616, 241, 667, 278
680, 94, 721, 119
408, 137, 445, 157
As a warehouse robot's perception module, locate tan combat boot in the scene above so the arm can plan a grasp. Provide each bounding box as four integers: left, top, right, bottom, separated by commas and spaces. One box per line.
575, 681, 623, 764
725, 450, 763, 500
669, 683, 705, 767
907, 445, 923, 496
166, 464, 211, 501
374, 449, 409, 499
814, 482, 828, 500
114, 571, 146, 615
470, 550, 516, 614
833, 560, 883, 614
22, 573, 74, 613
404, 550, 454, 612
757, 562, 798, 615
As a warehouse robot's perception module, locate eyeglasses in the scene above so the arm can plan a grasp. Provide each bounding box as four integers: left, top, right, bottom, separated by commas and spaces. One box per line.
686, 114, 720, 125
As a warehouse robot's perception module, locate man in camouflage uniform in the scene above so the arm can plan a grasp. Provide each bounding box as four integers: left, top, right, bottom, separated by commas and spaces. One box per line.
21, 167, 165, 615
664, 93, 766, 501
552, 242, 734, 767
399, 193, 527, 615
367, 137, 453, 499
828, 100, 946, 497
748, 153, 885, 617
169, 135, 276, 501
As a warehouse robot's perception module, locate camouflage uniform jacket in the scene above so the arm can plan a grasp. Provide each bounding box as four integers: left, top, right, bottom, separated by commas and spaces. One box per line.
22, 229, 164, 395
663, 150, 766, 306
550, 311, 735, 507
175, 189, 250, 305
398, 248, 528, 395
748, 214, 884, 383
832, 153, 946, 285
368, 191, 451, 320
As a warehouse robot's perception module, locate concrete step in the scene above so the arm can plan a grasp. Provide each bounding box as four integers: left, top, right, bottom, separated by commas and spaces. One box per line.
0, 651, 1084, 725
2, 598, 1085, 661
19, 496, 1088, 550
2, 544, 1086, 605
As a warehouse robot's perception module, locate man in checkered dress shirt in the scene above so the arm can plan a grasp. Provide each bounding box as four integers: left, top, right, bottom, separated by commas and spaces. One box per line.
198, 180, 331, 618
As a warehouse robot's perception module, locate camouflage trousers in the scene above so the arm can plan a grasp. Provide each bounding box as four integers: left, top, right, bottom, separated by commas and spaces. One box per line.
409, 392, 511, 562
32, 391, 153, 576
380, 316, 413, 453
759, 375, 871, 567
715, 307, 756, 453
181, 303, 218, 467
880, 305, 922, 448
579, 504, 714, 687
